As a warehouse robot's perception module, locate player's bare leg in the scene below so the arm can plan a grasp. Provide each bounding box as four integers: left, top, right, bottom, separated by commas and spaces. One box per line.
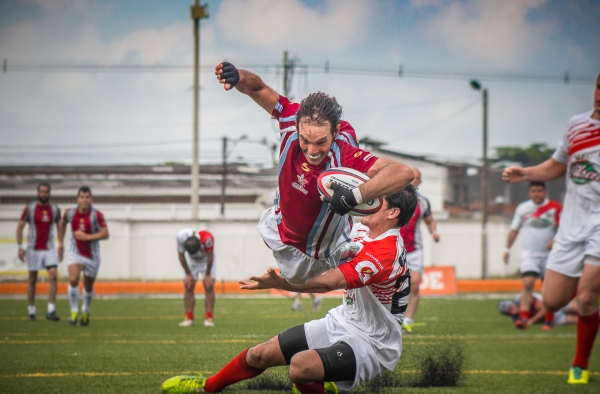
403, 271, 422, 332
291, 293, 303, 311
67, 264, 84, 325
516, 275, 536, 329
27, 271, 37, 321
80, 274, 95, 326
542, 269, 578, 313
180, 278, 196, 326
203, 278, 215, 327
46, 266, 59, 321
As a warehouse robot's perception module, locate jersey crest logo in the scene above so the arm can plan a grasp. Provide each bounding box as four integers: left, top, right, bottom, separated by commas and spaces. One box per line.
301, 163, 310, 172
344, 289, 356, 305
292, 174, 309, 195
354, 151, 363, 158
41, 210, 50, 222
570, 155, 600, 185
79, 218, 86, 231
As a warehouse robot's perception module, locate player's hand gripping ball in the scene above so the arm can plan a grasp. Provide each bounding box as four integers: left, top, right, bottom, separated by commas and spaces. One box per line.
318, 167, 383, 216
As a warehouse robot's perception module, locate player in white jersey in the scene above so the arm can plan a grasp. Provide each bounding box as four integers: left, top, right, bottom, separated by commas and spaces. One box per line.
16, 183, 62, 321
502, 73, 600, 384
175, 229, 216, 327
161, 186, 417, 394
504, 181, 561, 330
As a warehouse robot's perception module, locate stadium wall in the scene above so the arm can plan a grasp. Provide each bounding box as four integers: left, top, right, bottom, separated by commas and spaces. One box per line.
0, 204, 521, 281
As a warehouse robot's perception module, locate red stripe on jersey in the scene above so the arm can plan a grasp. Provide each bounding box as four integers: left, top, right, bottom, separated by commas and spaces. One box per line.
528, 200, 562, 224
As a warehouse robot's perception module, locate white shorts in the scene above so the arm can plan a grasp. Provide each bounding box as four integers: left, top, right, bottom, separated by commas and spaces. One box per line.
304, 316, 384, 390
553, 309, 567, 325
257, 208, 344, 286
26, 249, 58, 272
67, 252, 100, 278
406, 250, 424, 274
520, 256, 548, 278
546, 227, 600, 278
185, 259, 217, 281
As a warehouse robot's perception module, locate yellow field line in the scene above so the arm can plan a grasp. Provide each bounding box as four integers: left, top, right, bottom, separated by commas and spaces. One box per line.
2, 369, 598, 379
1, 339, 252, 345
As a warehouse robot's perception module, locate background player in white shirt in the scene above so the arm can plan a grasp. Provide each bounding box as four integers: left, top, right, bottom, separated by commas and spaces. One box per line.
400, 168, 440, 333
502, 73, 600, 384
176, 229, 216, 327
16, 183, 62, 321
498, 293, 578, 327
161, 186, 417, 394
504, 181, 561, 330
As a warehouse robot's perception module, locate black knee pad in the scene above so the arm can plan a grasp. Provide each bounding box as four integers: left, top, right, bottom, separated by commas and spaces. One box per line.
315, 341, 357, 382
278, 324, 309, 365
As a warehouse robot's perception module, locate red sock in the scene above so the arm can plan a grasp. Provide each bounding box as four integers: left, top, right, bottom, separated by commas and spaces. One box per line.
572, 312, 600, 369
293, 382, 325, 394
205, 311, 213, 319
186, 312, 194, 321
544, 312, 554, 323
519, 311, 529, 320
204, 348, 264, 392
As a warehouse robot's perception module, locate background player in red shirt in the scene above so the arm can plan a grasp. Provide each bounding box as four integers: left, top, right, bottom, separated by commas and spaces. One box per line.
400, 168, 440, 333
58, 186, 109, 326
161, 186, 417, 394
16, 183, 62, 321
214, 62, 415, 286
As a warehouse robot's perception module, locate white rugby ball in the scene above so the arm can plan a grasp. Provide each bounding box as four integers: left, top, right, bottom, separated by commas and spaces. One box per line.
317, 167, 384, 216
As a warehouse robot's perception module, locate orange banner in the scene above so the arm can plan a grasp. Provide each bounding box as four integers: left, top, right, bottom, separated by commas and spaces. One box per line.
419, 266, 457, 296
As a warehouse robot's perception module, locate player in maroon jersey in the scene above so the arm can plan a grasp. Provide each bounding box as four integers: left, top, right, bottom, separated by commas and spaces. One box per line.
161, 186, 417, 394
214, 62, 414, 286
16, 183, 62, 321
400, 168, 439, 333
58, 186, 109, 327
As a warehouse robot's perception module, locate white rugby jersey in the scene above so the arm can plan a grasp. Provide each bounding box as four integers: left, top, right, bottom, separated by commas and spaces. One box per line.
329, 223, 410, 372
510, 198, 561, 258
176, 228, 214, 265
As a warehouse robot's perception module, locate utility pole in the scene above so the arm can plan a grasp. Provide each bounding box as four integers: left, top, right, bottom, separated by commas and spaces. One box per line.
220, 136, 227, 216
190, 1, 208, 221
282, 51, 295, 98
481, 88, 489, 279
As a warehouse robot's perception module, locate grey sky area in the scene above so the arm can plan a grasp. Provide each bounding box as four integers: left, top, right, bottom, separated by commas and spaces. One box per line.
1, 0, 598, 166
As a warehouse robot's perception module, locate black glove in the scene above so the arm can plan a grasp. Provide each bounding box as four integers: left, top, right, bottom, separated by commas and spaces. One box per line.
323, 182, 358, 216
220, 62, 240, 88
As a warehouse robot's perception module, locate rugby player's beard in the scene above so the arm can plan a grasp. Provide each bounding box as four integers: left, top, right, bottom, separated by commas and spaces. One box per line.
38, 196, 49, 204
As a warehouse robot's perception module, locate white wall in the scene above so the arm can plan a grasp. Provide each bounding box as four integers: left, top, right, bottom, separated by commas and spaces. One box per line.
0, 204, 522, 280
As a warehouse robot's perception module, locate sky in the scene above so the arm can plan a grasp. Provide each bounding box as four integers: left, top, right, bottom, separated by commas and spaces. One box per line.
0, 0, 599, 166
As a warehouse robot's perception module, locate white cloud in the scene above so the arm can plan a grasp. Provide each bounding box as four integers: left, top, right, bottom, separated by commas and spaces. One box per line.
214, 0, 372, 52
19, 0, 88, 12
418, 0, 552, 67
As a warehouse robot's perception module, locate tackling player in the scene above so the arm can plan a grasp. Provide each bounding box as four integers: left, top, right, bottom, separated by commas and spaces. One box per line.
502, 73, 600, 384
16, 183, 62, 321
176, 229, 216, 327
214, 62, 415, 285
503, 181, 561, 330
58, 186, 109, 326
400, 168, 439, 333
161, 185, 417, 394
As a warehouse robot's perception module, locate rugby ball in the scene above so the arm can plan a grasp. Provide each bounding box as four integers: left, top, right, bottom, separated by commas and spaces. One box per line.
317, 167, 384, 216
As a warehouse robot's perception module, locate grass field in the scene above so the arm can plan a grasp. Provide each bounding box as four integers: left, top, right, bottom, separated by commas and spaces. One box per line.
0, 295, 598, 393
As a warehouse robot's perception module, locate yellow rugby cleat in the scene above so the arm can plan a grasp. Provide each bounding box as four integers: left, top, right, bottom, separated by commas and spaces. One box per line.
567, 367, 589, 384
292, 382, 338, 394
401, 322, 413, 333
161, 374, 206, 393
68, 311, 78, 326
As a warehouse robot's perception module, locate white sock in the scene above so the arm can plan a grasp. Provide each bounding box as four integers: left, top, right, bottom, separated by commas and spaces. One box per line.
47, 303, 55, 314
68, 285, 80, 313
28, 305, 36, 315
404, 317, 414, 325
82, 289, 93, 314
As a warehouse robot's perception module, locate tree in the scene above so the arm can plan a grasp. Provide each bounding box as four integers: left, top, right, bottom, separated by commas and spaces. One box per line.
493, 143, 555, 167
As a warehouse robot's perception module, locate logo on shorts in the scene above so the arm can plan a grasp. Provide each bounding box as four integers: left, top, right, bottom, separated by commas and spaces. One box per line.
292, 174, 309, 195
570, 155, 600, 185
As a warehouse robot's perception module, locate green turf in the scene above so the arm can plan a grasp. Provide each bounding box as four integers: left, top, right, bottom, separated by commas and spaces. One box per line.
0, 296, 598, 393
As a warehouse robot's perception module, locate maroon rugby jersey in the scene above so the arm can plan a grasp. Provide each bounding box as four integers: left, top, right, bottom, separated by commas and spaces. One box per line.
400, 194, 431, 253
20, 201, 61, 250
62, 207, 106, 260
271, 96, 378, 258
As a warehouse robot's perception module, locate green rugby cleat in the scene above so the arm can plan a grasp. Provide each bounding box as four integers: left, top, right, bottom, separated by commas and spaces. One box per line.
567, 367, 589, 384
80, 313, 90, 326
68, 312, 78, 326
161, 374, 206, 393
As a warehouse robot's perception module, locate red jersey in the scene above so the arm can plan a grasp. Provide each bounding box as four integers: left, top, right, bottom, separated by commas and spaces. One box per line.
272, 96, 378, 258
400, 193, 431, 253
20, 201, 61, 250
62, 206, 106, 260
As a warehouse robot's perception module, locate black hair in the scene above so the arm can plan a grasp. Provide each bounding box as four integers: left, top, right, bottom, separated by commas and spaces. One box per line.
295, 92, 343, 135
184, 236, 201, 254
77, 186, 92, 196
529, 181, 546, 190
385, 183, 419, 227
37, 183, 51, 192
